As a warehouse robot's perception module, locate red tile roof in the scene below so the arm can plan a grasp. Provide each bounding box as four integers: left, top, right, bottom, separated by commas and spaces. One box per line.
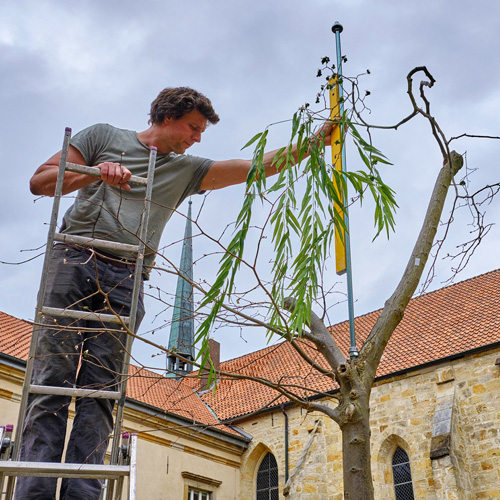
0, 312, 31, 360
127, 365, 217, 423
201, 269, 500, 420
0, 311, 236, 436
199, 342, 334, 421
1, 270, 500, 426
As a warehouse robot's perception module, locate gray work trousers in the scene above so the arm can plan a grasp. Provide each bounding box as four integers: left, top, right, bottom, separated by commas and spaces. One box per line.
15, 246, 144, 500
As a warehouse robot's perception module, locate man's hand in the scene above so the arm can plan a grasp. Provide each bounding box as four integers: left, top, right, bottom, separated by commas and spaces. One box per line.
312, 119, 341, 148
31, 146, 133, 197
97, 162, 132, 191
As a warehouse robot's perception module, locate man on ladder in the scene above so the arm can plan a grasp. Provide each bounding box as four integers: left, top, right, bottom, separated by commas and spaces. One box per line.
15, 87, 335, 500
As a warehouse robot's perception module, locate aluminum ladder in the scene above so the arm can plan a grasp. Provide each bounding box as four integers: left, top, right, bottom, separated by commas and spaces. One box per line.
0, 127, 156, 499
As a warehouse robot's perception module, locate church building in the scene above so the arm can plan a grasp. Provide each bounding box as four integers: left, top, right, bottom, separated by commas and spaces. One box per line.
1, 208, 499, 498
0, 268, 499, 498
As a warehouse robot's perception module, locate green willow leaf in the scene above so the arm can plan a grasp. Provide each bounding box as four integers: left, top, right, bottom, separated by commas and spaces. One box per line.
241, 132, 263, 150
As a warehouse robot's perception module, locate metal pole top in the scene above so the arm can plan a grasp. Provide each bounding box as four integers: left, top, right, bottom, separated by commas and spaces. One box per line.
332, 22, 343, 34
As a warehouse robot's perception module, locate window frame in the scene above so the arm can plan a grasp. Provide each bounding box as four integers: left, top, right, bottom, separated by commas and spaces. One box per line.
256, 451, 279, 500
392, 446, 415, 500
188, 486, 211, 500
182, 471, 221, 500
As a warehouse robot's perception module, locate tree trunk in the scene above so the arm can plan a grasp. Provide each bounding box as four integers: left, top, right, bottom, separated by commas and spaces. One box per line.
334, 360, 374, 500
341, 415, 374, 500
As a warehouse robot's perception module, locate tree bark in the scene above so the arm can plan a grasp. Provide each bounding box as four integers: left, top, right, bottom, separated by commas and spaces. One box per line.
361, 151, 464, 383
333, 359, 375, 499
341, 417, 374, 500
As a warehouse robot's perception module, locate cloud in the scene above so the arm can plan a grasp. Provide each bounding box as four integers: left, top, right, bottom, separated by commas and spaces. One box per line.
0, 0, 499, 367
0, 1, 148, 99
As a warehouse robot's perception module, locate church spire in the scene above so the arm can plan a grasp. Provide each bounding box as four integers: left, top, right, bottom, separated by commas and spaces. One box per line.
167, 201, 195, 378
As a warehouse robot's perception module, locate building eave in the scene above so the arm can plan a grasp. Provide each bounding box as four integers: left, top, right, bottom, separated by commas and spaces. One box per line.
222, 340, 500, 423
0, 352, 250, 450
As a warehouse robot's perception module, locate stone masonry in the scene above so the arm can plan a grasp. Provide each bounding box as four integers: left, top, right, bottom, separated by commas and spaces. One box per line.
238, 346, 500, 499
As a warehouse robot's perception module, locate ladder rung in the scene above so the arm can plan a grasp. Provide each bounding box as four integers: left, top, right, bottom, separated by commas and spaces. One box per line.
29, 385, 121, 400
0, 461, 129, 479
41, 306, 130, 325
53, 233, 140, 255
66, 162, 148, 186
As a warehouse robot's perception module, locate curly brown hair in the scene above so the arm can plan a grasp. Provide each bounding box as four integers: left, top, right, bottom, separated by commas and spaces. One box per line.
149, 87, 220, 125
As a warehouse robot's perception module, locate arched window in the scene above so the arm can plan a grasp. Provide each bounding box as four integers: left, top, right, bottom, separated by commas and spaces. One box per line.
392, 446, 415, 500
256, 452, 279, 500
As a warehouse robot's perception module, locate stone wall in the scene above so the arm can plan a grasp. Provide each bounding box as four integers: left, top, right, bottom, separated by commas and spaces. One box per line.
238, 406, 336, 500
238, 346, 500, 499
2, 343, 499, 499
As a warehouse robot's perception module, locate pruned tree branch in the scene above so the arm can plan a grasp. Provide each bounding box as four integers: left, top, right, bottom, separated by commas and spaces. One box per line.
360, 151, 464, 384
284, 296, 346, 369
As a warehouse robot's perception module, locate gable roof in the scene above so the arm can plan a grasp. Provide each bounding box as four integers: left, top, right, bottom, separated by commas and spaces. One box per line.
200, 269, 500, 420
1, 269, 499, 425
0, 311, 238, 438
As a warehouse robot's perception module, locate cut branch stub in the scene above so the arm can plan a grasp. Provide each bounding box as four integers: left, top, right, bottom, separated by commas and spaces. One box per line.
337, 362, 351, 380
447, 150, 463, 175
345, 403, 355, 421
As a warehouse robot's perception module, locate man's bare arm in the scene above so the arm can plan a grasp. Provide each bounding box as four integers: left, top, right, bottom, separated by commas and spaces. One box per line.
30, 146, 132, 197
199, 121, 336, 191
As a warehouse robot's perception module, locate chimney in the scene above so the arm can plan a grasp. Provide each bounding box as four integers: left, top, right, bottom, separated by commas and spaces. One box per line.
200, 339, 220, 390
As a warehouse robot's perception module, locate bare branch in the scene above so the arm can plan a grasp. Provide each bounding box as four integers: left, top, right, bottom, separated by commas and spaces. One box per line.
360, 151, 464, 384
449, 133, 500, 144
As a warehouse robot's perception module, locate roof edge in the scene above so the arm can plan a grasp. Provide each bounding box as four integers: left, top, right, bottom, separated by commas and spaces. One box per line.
125, 397, 250, 447
0, 351, 26, 370
0, 352, 249, 447
223, 340, 500, 422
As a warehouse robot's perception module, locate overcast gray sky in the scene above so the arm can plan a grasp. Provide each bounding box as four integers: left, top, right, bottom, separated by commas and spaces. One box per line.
1, 0, 498, 369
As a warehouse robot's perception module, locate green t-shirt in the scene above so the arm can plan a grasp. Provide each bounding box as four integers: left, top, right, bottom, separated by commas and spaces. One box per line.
63, 123, 213, 270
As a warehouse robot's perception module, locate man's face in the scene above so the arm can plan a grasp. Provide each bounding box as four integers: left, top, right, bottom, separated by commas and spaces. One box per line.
163, 109, 208, 154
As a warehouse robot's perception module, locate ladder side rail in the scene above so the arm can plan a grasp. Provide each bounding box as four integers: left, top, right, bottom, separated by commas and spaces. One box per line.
99, 478, 110, 500
6, 128, 73, 500
127, 146, 157, 338
108, 147, 156, 470
114, 480, 124, 499
113, 432, 133, 500
127, 434, 138, 500
107, 432, 137, 500
104, 478, 115, 500
113, 433, 127, 500
114, 471, 124, 499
